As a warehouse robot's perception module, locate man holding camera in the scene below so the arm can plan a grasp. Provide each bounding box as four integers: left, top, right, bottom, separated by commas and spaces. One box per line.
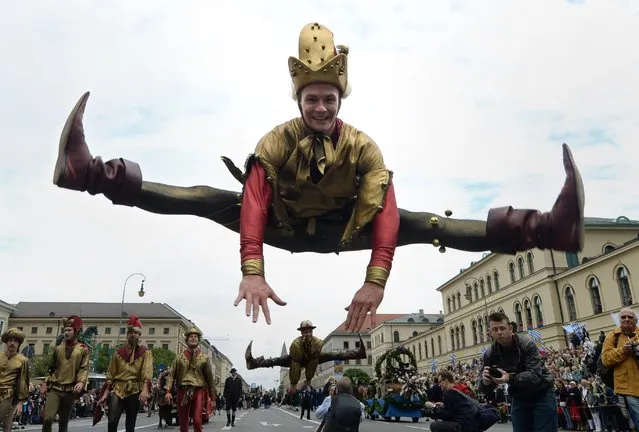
601, 307, 639, 427
479, 312, 556, 432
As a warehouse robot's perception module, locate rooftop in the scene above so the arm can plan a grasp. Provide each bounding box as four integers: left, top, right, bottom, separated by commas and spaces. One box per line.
10, 302, 188, 320
385, 312, 444, 324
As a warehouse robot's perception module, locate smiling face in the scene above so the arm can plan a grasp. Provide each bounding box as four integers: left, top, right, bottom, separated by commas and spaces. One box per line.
299, 83, 340, 135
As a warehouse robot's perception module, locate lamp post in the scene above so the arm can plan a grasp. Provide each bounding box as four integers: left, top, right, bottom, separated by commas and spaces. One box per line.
116, 272, 146, 346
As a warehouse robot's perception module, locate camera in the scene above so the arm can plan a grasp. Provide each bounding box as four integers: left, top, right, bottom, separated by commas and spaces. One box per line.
630, 342, 639, 359
489, 366, 502, 378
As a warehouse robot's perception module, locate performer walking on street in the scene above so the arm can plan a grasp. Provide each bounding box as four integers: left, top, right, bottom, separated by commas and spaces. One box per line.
223, 368, 243, 427
52, 23, 585, 332
0, 329, 29, 432
165, 327, 216, 432
98, 316, 153, 432
40, 315, 90, 432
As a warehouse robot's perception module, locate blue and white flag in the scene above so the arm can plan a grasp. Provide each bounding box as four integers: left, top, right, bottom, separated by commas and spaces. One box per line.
431, 360, 437, 372
480, 347, 487, 356
528, 329, 543, 341
449, 353, 457, 366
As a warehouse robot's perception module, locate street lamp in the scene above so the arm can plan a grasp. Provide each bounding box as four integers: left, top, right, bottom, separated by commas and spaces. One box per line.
116, 273, 147, 346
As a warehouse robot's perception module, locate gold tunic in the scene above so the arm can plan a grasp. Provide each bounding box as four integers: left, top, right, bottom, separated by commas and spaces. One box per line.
106, 345, 153, 399
251, 118, 391, 247
0, 353, 29, 403
165, 349, 215, 397
45, 343, 90, 392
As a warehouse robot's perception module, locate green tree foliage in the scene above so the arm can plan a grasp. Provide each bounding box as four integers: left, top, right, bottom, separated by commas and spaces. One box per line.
30, 354, 53, 378
152, 348, 176, 375
344, 368, 371, 386
93, 345, 112, 374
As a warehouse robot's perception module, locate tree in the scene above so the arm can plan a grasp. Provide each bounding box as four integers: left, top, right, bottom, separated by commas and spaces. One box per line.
30, 354, 53, 378
344, 368, 371, 386
93, 345, 112, 374
152, 348, 176, 375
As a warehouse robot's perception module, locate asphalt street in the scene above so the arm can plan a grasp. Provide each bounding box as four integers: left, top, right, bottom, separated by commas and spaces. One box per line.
11, 408, 515, 431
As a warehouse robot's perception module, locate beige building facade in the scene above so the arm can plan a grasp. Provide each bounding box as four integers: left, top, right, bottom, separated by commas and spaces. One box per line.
0, 300, 15, 349
7, 301, 235, 387
369, 216, 639, 374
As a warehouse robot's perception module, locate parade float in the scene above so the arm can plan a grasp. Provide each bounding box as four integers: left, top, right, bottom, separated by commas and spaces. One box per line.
367, 346, 428, 423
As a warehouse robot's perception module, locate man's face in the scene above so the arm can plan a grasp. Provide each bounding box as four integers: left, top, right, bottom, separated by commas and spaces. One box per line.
619, 308, 637, 333
299, 83, 339, 135
4, 337, 20, 356
489, 319, 513, 345
127, 330, 141, 345
63, 327, 75, 342
187, 334, 199, 348
301, 329, 313, 341
438, 376, 452, 391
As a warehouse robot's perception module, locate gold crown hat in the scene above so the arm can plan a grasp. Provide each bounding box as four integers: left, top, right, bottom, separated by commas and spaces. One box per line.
1, 328, 25, 345
289, 23, 350, 100
184, 326, 202, 342
297, 320, 317, 331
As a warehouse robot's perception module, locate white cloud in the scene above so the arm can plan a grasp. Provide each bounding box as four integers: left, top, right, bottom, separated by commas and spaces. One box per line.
1, 0, 638, 389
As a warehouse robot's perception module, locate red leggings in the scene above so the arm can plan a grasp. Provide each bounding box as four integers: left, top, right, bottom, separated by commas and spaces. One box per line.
177, 387, 206, 432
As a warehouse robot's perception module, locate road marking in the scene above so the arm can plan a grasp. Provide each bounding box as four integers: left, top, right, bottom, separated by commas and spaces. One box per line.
276, 407, 321, 425
404, 426, 430, 431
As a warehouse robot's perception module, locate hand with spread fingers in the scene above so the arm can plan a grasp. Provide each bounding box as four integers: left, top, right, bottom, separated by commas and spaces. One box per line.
235, 275, 287, 325
344, 282, 384, 332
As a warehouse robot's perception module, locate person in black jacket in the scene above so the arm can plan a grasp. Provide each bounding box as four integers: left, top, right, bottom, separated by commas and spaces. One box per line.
479, 312, 557, 432
425, 370, 477, 431
223, 368, 243, 427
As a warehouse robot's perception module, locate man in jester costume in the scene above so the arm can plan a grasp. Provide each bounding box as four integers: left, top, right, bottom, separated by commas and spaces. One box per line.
245, 320, 366, 393
52, 23, 585, 332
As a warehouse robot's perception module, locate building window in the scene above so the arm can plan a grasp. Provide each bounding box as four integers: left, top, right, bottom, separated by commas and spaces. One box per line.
452, 296, 456, 311
509, 262, 516, 283
517, 257, 525, 279
162, 344, 169, 350
486, 275, 493, 293
493, 271, 500, 290
566, 252, 579, 268
105, 327, 111, 334
480, 279, 485, 297
148, 343, 154, 350
393, 331, 400, 343
603, 244, 615, 254
43, 343, 50, 354
355, 340, 360, 348
356, 358, 361, 365
149, 328, 156, 335
424, 341, 429, 358
412, 331, 418, 337
120, 327, 125, 335
485, 314, 490, 341
527, 252, 535, 274
460, 324, 466, 348
524, 300, 533, 329
46, 327, 53, 335
343, 341, 349, 349
447, 297, 451, 313
533, 296, 544, 326
471, 320, 478, 344
617, 266, 633, 306
457, 292, 461, 307
450, 328, 455, 351
474, 283, 479, 300
31, 327, 37, 334
437, 336, 442, 354
565, 286, 578, 321
515, 303, 524, 331
367, 355, 372, 365
455, 327, 460, 349
163, 328, 170, 335
589, 277, 603, 314
478, 319, 484, 343
431, 339, 435, 356
366, 341, 371, 349
418, 343, 422, 360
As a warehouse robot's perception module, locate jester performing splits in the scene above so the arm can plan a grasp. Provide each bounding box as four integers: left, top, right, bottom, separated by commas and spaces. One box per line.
245, 320, 366, 392
52, 23, 585, 332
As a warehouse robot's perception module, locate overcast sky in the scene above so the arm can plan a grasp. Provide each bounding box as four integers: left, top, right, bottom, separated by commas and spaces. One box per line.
1, 0, 638, 389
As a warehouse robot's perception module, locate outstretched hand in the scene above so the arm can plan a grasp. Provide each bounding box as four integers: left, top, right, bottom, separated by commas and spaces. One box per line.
235, 275, 287, 324
344, 282, 384, 332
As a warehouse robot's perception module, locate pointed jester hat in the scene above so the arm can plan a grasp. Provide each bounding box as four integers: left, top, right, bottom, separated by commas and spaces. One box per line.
288, 23, 350, 100
127, 315, 143, 334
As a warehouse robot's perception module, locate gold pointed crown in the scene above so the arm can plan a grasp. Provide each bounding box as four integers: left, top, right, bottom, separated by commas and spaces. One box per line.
288, 23, 350, 99
185, 326, 202, 342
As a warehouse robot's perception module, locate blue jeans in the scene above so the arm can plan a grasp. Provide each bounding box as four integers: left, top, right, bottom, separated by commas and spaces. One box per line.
622, 394, 639, 429
510, 389, 558, 432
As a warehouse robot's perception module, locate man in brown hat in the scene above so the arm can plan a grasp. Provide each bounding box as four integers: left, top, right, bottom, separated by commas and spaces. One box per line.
0, 329, 29, 432
246, 320, 366, 393
52, 23, 585, 332
98, 316, 153, 432
164, 327, 216, 432
40, 315, 90, 432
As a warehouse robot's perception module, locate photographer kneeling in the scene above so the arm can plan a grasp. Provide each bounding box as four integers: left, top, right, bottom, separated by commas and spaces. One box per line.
479, 312, 556, 432
424, 371, 477, 432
